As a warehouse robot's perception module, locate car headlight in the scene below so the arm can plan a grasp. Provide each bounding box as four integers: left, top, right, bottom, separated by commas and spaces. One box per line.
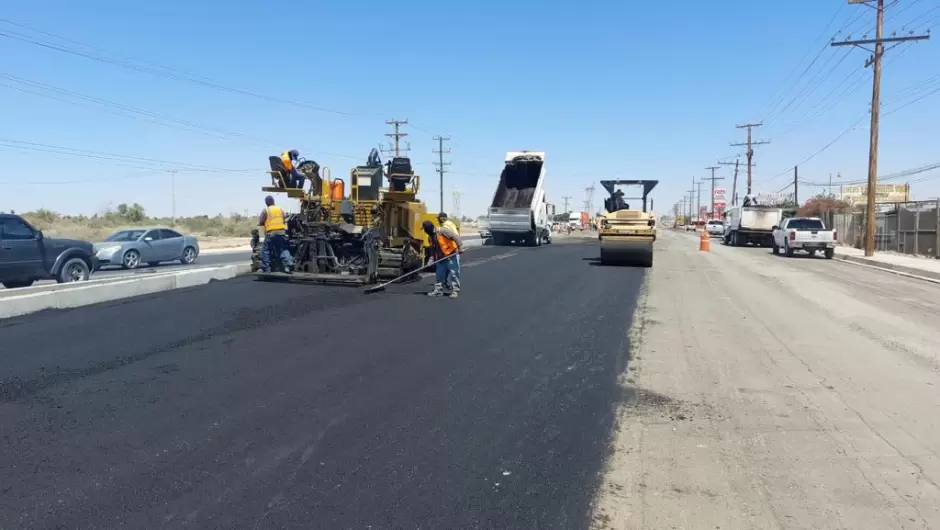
97, 245, 122, 254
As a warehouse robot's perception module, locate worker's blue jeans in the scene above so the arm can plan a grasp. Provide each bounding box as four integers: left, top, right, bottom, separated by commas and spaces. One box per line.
435, 255, 458, 286
261, 233, 293, 272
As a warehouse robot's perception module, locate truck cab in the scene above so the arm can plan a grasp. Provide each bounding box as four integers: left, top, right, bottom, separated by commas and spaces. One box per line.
0, 214, 98, 288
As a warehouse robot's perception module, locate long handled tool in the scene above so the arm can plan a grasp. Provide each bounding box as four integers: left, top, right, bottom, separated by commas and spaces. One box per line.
363, 255, 453, 294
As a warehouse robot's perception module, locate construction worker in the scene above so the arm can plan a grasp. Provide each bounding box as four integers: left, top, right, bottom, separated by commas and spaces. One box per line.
422, 220, 462, 298
279, 149, 305, 188
437, 212, 461, 289
258, 195, 294, 273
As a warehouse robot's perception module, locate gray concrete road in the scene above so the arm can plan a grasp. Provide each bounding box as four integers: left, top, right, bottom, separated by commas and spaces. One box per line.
592, 230, 940, 529
0, 239, 643, 529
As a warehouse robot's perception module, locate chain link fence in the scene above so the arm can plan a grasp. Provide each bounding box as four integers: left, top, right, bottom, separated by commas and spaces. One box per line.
832, 200, 940, 258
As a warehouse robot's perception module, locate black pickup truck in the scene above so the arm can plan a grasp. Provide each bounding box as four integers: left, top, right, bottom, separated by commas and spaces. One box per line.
0, 214, 98, 289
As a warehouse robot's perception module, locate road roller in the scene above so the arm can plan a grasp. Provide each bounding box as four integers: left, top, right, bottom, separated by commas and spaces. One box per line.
597, 179, 658, 267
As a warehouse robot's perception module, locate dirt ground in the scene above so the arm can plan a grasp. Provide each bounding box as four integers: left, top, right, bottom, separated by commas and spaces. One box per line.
590, 230, 940, 530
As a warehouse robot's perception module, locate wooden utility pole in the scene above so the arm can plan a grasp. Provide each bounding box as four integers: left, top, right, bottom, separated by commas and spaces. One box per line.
730, 124, 770, 196
687, 189, 696, 223
703, 166, 724, 219
718, 157, 744, 206
432, 135, 451, 213
832, 0, 929, 257
793, 166, 799, 205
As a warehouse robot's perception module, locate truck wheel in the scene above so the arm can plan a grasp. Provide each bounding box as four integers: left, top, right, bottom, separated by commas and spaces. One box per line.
57, 257, 91, 283
824, 248, 834, 259
2, 279, 35, 288
771, 243, 779, 255
784, 241, 795, 257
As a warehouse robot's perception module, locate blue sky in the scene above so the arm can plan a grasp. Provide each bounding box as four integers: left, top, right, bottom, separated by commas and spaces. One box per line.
1, 0, 938, 218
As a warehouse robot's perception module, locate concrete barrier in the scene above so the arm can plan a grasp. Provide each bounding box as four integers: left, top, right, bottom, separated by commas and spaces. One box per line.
1, 240, 488, 319
0, 264, 252, 320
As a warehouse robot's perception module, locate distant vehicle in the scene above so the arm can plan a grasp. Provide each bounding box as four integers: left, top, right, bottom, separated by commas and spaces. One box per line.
477, 218, 492, 240
705, 219, 725, 237
771, 217, 836, 259
94, 227, 200, 270
0, 213, 97, 289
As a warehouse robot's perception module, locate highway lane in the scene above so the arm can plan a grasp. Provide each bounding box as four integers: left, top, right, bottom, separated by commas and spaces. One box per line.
0, 238, 644, 529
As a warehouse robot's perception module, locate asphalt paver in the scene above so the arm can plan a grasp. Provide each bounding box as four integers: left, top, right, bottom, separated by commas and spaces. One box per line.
0, 239, 645, 529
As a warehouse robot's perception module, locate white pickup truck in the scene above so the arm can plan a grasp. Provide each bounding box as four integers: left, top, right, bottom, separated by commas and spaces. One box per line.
771, 217, 836, 259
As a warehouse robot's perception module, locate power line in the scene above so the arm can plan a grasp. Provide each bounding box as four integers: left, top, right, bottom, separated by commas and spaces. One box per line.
0, 19, 448, 137
702, 166, 724, 218
831, 0, 930, 257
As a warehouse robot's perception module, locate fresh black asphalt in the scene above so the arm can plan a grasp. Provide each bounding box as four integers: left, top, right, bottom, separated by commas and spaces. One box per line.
0, 239, 646, 530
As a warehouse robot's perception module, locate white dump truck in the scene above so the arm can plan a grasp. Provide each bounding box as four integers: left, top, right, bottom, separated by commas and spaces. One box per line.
487, 151, 553, 246
723, 205, 783, 247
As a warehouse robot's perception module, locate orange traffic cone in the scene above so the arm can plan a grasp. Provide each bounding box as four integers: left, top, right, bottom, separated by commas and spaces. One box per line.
699, 229, 710, 252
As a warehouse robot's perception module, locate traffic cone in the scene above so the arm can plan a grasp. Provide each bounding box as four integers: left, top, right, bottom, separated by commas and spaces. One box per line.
699, 229, 710, 252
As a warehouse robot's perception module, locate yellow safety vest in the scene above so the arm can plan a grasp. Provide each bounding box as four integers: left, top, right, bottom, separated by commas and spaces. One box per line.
280, 151, 294, 171
264, 205, 287, 232
442, 220, 459, 235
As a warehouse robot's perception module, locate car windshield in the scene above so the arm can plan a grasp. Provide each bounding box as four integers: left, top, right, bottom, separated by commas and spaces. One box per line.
104, 230, 146, 242
788, 219, 825, 230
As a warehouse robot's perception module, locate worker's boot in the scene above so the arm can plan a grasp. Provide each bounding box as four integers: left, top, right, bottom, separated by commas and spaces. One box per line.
427, 283, 444, 297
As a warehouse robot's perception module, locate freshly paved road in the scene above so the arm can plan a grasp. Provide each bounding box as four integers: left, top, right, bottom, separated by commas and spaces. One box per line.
0, 237, 644, 529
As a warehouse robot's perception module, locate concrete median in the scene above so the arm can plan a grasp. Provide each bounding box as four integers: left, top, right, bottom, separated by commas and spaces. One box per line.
0, 264, 252, 319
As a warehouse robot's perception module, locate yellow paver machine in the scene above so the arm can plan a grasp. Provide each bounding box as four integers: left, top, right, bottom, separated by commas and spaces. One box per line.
597, 179, 657, 267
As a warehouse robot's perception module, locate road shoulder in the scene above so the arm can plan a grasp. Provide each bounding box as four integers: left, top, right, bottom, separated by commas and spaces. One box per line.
591, 231, 940, 529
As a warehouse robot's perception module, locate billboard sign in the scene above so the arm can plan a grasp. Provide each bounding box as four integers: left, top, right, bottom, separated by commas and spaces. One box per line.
713, 187, 727, 201
840, 183, 909, 206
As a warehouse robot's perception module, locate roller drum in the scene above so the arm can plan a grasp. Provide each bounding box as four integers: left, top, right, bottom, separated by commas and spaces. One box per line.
599, 238, 653, 267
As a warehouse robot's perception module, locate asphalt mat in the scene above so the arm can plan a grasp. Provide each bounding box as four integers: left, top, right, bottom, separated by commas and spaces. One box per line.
0, 239, 646, 529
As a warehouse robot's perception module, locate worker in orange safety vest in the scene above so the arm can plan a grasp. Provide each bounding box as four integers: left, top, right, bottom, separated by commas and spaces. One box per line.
422, 220, 462, 298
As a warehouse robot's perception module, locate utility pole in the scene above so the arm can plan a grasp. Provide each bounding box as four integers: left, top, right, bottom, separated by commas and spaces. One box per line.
793, 166, 799, 205
167, 169, 178, 221
687, 188, 696, 224
561, 196, 571, 214
452, 189, 463, 220
730, 123, 770, 196
384, 119, 410, 156
432, 135, 451, 213
584, 185, 595, 217
703, 166, 724, 219
696, 181, 704, 221
832, 0, 929, 257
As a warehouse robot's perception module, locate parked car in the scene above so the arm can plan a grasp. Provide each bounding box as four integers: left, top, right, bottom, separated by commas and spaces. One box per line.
771, 217, 836, 258
94, 227, 200, 270
0, 213, 97, 289
705, 219, 725, 237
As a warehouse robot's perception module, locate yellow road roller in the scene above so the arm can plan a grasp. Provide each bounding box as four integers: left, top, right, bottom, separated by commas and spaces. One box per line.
597, 179, 658, 267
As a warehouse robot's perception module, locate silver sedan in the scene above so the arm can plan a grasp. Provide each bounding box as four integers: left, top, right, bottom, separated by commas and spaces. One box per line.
94, 227, 200, 270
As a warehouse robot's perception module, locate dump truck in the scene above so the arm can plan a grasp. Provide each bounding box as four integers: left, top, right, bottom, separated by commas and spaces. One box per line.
487, 151, 552, 246
723, 205, 783, 247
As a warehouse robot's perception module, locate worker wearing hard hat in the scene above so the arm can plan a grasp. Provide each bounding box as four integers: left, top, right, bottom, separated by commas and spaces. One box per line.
437, 212, 461, 290
279, 149, 305, 188
258, 195, 294, 273
423, 220, 462, 298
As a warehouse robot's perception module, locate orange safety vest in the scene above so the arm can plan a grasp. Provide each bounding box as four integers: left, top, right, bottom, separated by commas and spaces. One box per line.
264, 205, 287, 232
280, 151, 294, 171
435, 231, 457, 257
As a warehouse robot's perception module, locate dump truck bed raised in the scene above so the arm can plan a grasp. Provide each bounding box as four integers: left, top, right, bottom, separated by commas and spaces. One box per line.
487, 151, 551, 247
